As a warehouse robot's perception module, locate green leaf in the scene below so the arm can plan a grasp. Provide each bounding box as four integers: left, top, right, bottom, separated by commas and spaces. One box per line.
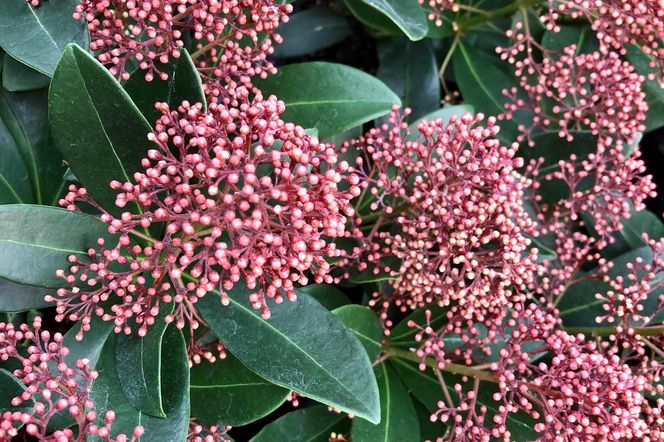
190, 353, 289, 426
541, 24, 598, 53
195, 282, 381, 423
377, 38, 440, 121
116, 305, 174, 418
124, 49, 206, 124
274, 8, 352, 58
622, 209, 664, 248
250, 405, 350, 442
0, 87, 66, 205
452, 40, 519, 142
89, 327, 190, 442
257, 62, 400, 138
0, 277, 50, 312
299, 284, 351, 310
390, 306, 447, 346
332, 305, 383, 361
0, 205, 114, 288
63, 314, 114, 369
0, 368, 28, 411
353, 0, 428, 41
49, 44, 153, 214
558, 247, 663, 327
351, 364, 419, 442
2, 55, 50, 92
0, 0, 89, 76
413, 400, 446, 440
626, 45, 664, 131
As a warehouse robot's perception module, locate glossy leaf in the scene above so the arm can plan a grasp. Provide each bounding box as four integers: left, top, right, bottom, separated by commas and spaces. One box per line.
124, 49, 206, 124
0, 277, 50, 312
452, 40, 519, 142
354, 0, 428, 41
195, 282, 381, 423
0, 0, 88, 76
116, 305, 174, 418
250, 405, 350, 442
274, 8, 351, 58
622, 209, 664, 248
63, 314, 114, 370
541, 24, 598, 53
299, 284, 351, 310
626, 45, 664, 131
377, 38, 440, 121
0, 368, 28, 411
0, 87, 65, 205
0, 205, 114, 288
89, 328, 190, 442
2, 55, 50, 92
257, 62, 400, 138
49, 44, 153, 213
351, 364, 419, 442
332, 305, 383, 361
190, 353, 289, 426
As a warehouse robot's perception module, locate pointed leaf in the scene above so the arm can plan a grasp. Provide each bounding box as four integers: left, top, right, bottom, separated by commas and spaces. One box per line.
190, 353, 289, 426
250, 405, 350, 442
0, 205, 114, 288
195, 282, 381, 423
0, 0, 88, 76
351, 364, 419, 442
49, 44, 152, 213
355, 0, 428, 41
89, 327, 190, 442
257, 62, 400, 138
332, 305, 383, 361
124, 49, 206, 124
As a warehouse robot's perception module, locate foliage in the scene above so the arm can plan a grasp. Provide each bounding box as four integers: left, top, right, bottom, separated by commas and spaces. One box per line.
0, 0, 663, 441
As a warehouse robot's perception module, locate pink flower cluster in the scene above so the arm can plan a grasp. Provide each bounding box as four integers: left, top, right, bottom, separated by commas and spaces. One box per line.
501, 43, 647, 149
73, 0, 292, 83
545, 0, 664, 83
0, 318, 143, 441
339, 108, 536, 331
418, 0, 459, 26
187, 421, 232, 442
55, 94, 359, 337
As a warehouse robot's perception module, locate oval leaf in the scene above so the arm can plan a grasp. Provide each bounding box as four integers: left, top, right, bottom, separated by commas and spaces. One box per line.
0, 0, 88, 76
351, 364, 419, 442
250, 405, 350, 442
89, 327, 190, 442
2, 55, 50, 92
274, 8, 352, 58
190, 353, 289, 426
257, 62, 400, 139
298, 284, 351, 310
49, 44, 153, 213
332, 305, 383, 362
124, 48, 206, 124
355, 0, 428, 41
195, 282, 381, 423
0, 205, 114, 288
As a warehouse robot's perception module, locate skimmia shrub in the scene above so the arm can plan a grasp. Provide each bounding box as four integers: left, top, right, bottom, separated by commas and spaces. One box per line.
0, 0, 663, 441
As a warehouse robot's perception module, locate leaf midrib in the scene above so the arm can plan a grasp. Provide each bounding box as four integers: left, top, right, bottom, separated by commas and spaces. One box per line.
0, 238, 84, 255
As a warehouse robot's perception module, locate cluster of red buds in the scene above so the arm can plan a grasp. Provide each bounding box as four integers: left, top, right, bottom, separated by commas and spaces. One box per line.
55, 94, 359, 338
544, 0, 664, 83
0, 318, 144, 441
338, 107, 537, 335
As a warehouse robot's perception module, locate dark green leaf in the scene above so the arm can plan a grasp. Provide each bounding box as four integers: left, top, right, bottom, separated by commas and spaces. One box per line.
452, 40, 519, 142
0, 205, 114, 288
0, 87, 66, 205
49, 44, 152, 214
332, 305, 383, 361
541, 24, 598, 53
124, 49, 205, 124
0, 277, 50, 312
377, 38, 440, 121
351, 364, 419, 442
0, 368, 28, 411
250, 405, 350, 442
89, 327, 190, 442
299, 284, 351, 310
274, 8, 351, 58
622, 209, 664, 248
390, 306, 447, 346
257, 62, 400, 138
626, 45, 664, 131
116, 304, 175, 418
353, 0, 428, 41
0, 0, 88, 76
2, 55, 50, 92
413, 400, 446, 440
195, 282, 381, 423
190, 353, 289, 426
